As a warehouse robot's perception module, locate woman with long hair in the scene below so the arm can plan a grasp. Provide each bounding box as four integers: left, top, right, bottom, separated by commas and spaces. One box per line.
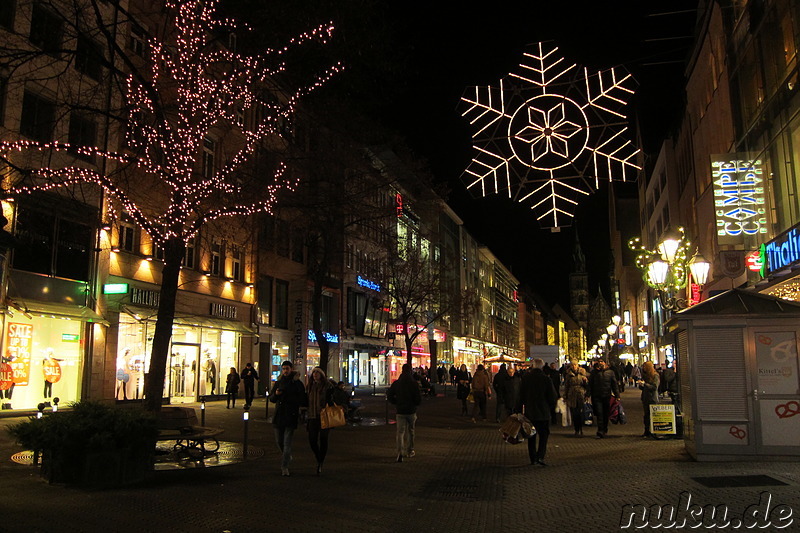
638, 361, 661, 438
306, 367, 334, 475
563, 358, 589, 436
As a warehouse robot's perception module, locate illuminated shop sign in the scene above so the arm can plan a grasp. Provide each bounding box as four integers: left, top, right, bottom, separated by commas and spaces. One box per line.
357, 275, 381, 292
103, 283, 129, 295
711, 156, 766, 244
307, 330, 339, 344
762, 225, 800, 276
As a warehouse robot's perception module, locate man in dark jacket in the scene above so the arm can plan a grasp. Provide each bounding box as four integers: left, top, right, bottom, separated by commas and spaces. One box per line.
517, 358, 557, 466
240, 362, 259, 408
268, 360, 307, 476
492, 363, 510, 423
588, 359, 620, 439
387, 363, 422, 463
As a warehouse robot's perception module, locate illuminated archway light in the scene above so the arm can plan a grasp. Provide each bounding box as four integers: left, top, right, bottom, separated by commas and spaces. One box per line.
460, 42, 641, 228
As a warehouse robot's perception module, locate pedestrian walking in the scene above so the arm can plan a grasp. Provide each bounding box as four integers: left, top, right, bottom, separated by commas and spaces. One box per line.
637, 361, 660, 438
268, 360, 307, 476
240, 362, 259, 407
517, 358, 557, 466
455, 363, 471, 415
225, 366, 240, 409
563, 358, 589, 437
387, 363, 422, 463
588, 359, 620, 438
492, 363, 511, 422
470, 364, 492, 423
306, 367, 334, 475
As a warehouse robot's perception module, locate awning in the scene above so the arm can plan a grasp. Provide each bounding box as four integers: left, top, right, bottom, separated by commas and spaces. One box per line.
121, 305, 254, 334
5, 299, 110, 326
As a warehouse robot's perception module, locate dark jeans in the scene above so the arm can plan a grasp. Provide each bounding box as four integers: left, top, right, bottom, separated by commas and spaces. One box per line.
592, 396, 611, 434
226, 391, 237, 407
244, 382, 255, 405
528, 419, 550, 463
642, 402, 653, 435
307, 418, 330, 465
570, 405, 584, 432
495, 400, 511, 422
471, 391, 487, 419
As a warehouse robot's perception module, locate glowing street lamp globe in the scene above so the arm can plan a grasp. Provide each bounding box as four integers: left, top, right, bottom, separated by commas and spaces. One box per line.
688, 253, 711, 286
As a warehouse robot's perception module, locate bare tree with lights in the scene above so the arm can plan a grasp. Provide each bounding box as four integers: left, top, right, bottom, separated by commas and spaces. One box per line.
0, 0, 339, 411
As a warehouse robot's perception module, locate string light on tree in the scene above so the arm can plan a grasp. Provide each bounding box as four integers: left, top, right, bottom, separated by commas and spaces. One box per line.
459, 42, 641, 229
0, 0, 340, 412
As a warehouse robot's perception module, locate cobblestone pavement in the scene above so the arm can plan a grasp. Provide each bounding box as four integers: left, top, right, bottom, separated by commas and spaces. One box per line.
0, 385, 798, 533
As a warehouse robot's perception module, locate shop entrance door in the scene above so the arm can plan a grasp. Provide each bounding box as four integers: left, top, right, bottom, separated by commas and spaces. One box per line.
169, 343, 201, 403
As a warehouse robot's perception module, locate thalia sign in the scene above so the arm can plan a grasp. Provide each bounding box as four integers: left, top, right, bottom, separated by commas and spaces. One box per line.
763, 224, 800, 276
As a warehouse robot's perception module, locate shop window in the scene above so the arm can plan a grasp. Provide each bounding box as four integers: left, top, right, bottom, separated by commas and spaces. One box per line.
20, 90, 56, 143
75, 34, 103, 81
211, 240, 222, 276
274, 279, 289, 329
128, 24, 148, 57
68, 112, 97, 162
29, 3, 62, 54
0, 0, 14, 30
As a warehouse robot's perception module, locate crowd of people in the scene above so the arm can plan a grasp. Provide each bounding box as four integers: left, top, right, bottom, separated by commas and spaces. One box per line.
260, 357, 678, 476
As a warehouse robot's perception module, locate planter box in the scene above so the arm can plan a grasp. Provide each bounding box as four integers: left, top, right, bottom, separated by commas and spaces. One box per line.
41, 445, 154, 488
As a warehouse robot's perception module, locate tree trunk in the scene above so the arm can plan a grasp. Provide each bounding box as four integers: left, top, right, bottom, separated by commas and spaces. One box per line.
311, 276, 330, 374
405, 332, 413, 366
142, 237, 184, 413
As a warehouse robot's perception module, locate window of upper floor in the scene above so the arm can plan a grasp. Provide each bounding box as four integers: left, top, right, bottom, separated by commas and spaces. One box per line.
210, 239, 223, 276
0, 0, 15, 30
117, 214, 137, 253
201, 137, 216, 179
29, 3, 63, 55
228, 244, 243, 281
20, 90, 56, 143
68, 112, 97, 162
0, 75, 6, 127
128, 24, 148, 57
75, 34, 103, 81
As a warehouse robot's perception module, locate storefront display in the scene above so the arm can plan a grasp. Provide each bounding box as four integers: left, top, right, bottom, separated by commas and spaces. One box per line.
1, 317, 84, 411
115, 315, 241, 403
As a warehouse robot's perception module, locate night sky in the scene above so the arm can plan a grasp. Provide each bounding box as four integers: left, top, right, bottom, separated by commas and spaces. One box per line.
377, 1, 699, 308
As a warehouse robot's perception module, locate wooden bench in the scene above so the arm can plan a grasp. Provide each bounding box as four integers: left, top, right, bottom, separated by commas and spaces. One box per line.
156, 406, 223, 456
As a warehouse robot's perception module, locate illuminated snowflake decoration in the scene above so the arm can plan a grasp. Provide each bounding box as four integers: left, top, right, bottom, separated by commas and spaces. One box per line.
460, 42, 641, 228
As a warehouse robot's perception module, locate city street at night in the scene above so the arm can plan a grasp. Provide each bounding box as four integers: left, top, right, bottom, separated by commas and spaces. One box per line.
1, 387, 798, 532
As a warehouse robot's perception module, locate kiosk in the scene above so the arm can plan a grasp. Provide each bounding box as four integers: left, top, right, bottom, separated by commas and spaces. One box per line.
666, 289, 800, 461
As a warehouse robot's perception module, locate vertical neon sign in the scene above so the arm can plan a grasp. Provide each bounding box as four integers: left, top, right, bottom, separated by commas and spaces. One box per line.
711, 155, 766, 245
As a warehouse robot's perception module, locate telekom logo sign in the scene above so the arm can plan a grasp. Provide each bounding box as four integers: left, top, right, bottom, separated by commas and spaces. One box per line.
711, 156, 766, 244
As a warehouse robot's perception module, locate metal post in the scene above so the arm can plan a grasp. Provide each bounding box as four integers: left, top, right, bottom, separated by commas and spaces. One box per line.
242, 405, 250, 459
52, 397, 59, 413
200, 396, 206, 426
385, 394, 389, 425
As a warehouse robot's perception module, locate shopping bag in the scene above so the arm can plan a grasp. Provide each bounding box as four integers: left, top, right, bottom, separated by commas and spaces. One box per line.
583, 402, 594, 425
609, 397, 622, 424
499, 415, 522, 444
466, 392, 475, 403
320, 403, 346, 429
499, 413, 535, 444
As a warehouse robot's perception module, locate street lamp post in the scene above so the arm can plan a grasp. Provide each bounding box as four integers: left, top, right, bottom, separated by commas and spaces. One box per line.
629, 227, 711, 312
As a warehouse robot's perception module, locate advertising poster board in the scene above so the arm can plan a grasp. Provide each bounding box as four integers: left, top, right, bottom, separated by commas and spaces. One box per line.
650, 403, 677, 435
6, 323, 33, 386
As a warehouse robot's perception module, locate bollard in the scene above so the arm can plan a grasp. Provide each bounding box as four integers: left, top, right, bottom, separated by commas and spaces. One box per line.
385, 394, 389, 425
242, 405, 250, 459
200, 396, 206, 426
36, 402, 45, 419
52, 397, 60, 413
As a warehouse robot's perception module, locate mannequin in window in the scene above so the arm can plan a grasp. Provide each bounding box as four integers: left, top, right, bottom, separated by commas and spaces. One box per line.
42, 349, 64, 400
116, 349, 131, 400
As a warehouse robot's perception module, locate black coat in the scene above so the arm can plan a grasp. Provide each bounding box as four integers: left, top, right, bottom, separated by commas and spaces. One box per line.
455, 370, 471, 400
387, 373, 422, 415
588, 368, 619, 399
268, 372, 307, 429
517, 368, 557, 422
